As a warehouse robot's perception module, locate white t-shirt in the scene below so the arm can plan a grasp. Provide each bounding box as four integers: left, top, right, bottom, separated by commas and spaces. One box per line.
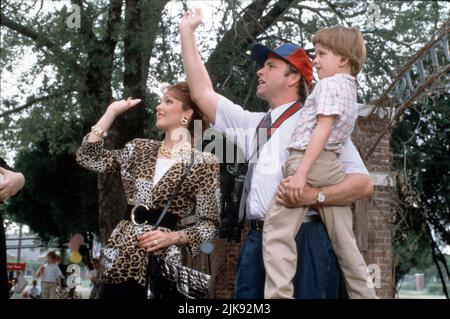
153, 158, 178, 185
41, 263, 63, 283
213, 95, 369, 220
29, 286, 40, 298
89, 269, 98, 283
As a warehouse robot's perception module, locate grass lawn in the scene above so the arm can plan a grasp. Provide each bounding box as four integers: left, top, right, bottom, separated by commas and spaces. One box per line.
397, 289, 446, 299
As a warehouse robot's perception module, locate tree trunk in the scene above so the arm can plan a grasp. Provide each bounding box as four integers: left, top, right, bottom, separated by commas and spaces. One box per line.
97, 0, 169, 242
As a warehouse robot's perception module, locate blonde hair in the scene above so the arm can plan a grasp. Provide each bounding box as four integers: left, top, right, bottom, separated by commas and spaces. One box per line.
313, 26, 366, 76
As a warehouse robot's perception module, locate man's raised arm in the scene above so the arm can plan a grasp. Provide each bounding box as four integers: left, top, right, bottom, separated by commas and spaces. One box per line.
180, 8, 220, 124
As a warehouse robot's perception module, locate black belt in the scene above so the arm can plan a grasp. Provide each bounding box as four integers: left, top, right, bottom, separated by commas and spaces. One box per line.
124, 205, 179, 229
249, 214, 322, 231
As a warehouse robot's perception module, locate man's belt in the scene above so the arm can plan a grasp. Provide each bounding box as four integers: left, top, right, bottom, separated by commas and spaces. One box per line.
124, 205, 179, 229
248, 214, 322, 231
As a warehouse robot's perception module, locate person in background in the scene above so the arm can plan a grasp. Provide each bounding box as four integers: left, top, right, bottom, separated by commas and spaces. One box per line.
88, 258, 102, 299
28, 280, 41, 299
36, 251, 63, 299
55, 255, 68, 289
0, 157, 25, 299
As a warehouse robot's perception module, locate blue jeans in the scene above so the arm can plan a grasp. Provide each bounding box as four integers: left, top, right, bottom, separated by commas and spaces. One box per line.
234, 220, 340, 299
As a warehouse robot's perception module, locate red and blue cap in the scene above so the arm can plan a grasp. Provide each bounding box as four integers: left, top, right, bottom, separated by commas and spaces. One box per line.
251, 43, 314, 88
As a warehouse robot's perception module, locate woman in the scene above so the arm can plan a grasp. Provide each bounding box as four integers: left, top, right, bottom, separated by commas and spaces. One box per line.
76, 82, 220, 299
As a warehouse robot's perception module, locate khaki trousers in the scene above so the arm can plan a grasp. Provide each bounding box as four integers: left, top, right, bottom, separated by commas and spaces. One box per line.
263, 150, 377, 299
41, 281, 58, 299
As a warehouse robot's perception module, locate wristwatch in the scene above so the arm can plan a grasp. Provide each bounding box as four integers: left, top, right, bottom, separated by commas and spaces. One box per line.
316, 190, 326, 204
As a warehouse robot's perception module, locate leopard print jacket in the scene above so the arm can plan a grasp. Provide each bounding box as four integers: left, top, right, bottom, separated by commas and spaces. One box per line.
76, 135, 220, 286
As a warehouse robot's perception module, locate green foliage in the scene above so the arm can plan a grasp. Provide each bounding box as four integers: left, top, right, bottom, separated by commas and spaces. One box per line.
394, 229, 434, 284
391, 93, 450, 284
427, 283, 445, 295
4, 137, 98, 241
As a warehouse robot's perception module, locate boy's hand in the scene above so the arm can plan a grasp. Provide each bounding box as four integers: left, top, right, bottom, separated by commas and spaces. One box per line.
281, 174, 307, 203
276, 182, 318, 207
179, 8, 203, 33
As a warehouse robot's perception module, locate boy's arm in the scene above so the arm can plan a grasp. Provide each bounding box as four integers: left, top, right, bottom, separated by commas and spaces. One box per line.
293, 115, 334, 179
180, 9, 220, 124
284, 115, 334, 201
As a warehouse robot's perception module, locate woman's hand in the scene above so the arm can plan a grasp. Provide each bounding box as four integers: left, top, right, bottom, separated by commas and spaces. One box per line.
137, 229, 178, 253
106, 97, 141, 117
86, 97, 141, 143
179, 8, 203, 33
0, 167, 25, 202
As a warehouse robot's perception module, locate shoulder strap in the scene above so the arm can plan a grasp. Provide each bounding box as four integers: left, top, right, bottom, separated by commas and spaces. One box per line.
268, 100, 302, 138
255, 99, 302, 134
154, 151, 195, 229
248, 100, 303, 162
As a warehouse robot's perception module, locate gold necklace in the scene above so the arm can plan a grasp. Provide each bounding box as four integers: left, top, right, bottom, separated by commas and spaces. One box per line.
159, 140, 191, 158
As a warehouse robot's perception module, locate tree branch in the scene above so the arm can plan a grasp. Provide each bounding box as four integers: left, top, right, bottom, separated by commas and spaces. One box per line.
258, 0, 298, 34
103, 0, 123, 47
207, 0, 297, 86
0, 13, 55, 48
295, 4, 331, 22
323, 0, 350, 26
0, 90, 72, 118
0, 11, 78, 69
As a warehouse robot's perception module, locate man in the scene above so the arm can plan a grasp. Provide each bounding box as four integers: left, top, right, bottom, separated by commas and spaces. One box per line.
1, 157, 26, 299
179, 9, 373, 298
88, 258, 102, 299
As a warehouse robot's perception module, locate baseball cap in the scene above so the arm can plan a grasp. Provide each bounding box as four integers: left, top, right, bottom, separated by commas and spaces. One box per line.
251, 43, 314, 88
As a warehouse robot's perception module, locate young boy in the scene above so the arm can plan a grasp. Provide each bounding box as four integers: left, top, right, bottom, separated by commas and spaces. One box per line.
36, 251, 63, 299
263, 26, 377, 299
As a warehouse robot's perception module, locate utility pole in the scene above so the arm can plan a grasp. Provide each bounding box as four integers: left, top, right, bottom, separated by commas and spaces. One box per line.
17, 224, 22, 263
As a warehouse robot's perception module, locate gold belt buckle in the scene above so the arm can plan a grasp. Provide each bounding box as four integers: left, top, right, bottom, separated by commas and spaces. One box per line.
130, 205, 149, 226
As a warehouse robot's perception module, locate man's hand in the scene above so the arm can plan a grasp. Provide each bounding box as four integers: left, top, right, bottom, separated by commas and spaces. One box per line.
276, 178, 318, 208
0, 167, 25, 201
179, 8, 203, 33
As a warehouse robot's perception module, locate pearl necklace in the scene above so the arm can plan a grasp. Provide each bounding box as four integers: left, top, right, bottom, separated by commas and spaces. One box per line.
159, 140, 191, 158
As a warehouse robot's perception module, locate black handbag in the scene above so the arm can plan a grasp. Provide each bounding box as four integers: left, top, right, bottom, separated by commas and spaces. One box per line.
150, 152, 211, 299
157, 254, 211, 299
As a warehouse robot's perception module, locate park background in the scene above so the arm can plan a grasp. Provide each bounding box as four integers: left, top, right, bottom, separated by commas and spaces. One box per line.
0, 0, 449, 299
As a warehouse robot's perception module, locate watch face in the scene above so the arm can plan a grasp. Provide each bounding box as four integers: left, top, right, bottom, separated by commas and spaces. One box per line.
318, 192, 326, 203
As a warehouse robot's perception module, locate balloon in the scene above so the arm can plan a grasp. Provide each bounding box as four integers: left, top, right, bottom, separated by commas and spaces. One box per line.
70, 251, 82, 264
68, 233, 84, 251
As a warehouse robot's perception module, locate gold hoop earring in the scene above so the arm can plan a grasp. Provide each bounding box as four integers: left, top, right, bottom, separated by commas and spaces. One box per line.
180, 116, 189, 126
